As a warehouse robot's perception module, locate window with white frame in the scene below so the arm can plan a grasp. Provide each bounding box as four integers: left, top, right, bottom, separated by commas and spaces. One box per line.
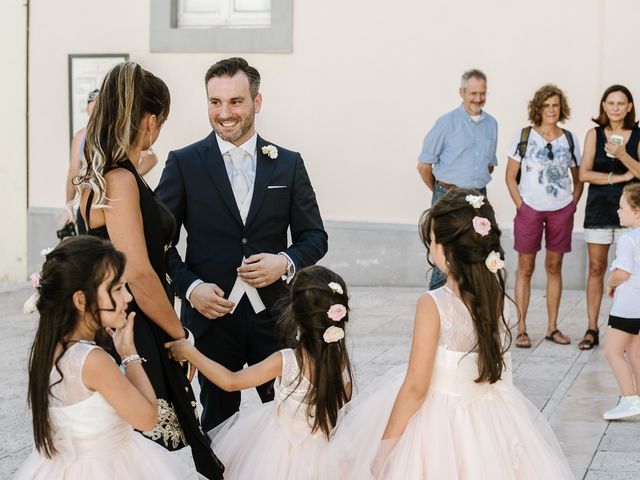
178, 0, 271, 28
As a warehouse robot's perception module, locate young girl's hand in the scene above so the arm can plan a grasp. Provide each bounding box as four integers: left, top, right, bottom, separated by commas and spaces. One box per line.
164, 339, 194, 362
607, 282, 616, 298
108, 312, 137, 358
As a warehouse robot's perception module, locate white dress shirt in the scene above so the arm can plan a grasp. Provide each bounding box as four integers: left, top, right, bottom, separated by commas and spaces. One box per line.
185, 133, 294, 313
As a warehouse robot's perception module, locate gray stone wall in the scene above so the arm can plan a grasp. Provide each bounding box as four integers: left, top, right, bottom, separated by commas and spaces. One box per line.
28, 209, 599, 289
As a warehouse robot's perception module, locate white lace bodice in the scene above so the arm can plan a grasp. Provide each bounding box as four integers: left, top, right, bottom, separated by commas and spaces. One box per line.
274, 348, 313, 405
273, 349, 350, 438
46, 342, 135, 456
429, 287, 478, 352
429, 286, 510, 352
50, 341, 102, 407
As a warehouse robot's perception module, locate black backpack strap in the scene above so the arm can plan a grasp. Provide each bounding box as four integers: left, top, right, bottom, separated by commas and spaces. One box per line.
514, 126, 531, 184
561, 128, 577, 164
516, 126, 532, 159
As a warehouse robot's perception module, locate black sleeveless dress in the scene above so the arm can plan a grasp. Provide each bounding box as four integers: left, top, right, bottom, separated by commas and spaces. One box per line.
584, 126, 640, 228
86, 159, 224, 480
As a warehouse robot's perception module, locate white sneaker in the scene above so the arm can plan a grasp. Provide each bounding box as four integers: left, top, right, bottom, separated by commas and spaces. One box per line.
603, 395, 640, 420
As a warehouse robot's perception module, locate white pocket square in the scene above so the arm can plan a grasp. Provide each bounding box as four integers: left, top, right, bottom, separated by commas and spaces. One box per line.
267, 185, 287, 189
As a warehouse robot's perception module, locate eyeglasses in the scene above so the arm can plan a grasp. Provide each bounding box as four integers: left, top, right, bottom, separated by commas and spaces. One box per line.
545, 143, 554, 160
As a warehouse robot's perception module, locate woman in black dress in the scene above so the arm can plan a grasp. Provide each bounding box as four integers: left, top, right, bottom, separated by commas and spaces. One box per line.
578, 85, 640, 350
76, 62, 224, 479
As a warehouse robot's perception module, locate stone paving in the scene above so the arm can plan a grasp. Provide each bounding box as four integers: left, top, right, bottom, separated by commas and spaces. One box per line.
1, 283, 638, 479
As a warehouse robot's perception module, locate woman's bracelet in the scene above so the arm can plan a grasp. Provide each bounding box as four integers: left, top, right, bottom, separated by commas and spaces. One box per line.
608, 172, 614, 185
122, 354, 146, 369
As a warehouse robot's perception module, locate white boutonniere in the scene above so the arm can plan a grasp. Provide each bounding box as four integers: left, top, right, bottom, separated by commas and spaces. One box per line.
261, 145, 278, 159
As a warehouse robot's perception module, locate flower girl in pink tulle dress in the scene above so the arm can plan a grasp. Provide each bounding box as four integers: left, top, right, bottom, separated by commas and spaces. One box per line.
17, 236, 195, 479
332, 188, 575, 479
166, 265, 354, 479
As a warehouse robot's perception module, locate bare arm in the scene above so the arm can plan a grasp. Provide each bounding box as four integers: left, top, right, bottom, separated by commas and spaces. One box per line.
606, 140, 640, 179
137, 150, 158, 176
580, 129, 633, 184
83, 348, 157, 431
166, 339, 282, 392
607, 268, 631, 297
103, 169, 185, 339
416, 163, 435, 191
66, 130, 84, 204
505, 158, 523, 208
570, 166, 584, 204
382, 294, 439, 440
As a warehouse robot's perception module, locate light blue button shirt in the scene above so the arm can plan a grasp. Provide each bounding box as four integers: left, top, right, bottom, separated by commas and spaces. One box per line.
418, 104, 498, 189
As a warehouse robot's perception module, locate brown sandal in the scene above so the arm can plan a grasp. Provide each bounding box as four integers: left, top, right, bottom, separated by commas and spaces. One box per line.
578, 329, 599, 350
515, 332, 531, 348
545, 329, 570, 345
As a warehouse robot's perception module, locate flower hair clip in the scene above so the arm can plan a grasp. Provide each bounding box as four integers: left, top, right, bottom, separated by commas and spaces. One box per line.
472, 216, 491, 237
30, 272, 41, 288
465, 194, 485, 209
327, 304, 347, 322
328, 282, 343, 295
323, 325, 345, 344
485, 251, 504, 273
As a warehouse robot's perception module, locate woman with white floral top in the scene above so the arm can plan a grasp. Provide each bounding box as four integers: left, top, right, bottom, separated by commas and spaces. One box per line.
505, 84, 583, 348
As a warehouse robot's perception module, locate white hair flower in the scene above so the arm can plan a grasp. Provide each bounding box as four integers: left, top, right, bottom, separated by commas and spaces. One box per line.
23, 292, 39, 315
465, 194, 485, 209
40, 246, 54, 256
261, 145, 278, 159
485, 251, 504, 273
323, 326, 345, 344
328, 282, 344, 295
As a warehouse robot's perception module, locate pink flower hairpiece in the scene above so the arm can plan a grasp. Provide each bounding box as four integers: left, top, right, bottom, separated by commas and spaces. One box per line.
485, 251, 504, 273
323, 325, 345, 343
30, 272, 41, 288
327, 304, 347, 322
472, 216, 491, 237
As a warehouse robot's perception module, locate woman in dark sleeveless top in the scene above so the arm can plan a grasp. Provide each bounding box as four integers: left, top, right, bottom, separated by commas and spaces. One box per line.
578, 85, 640, 350
76, 62, 223, 479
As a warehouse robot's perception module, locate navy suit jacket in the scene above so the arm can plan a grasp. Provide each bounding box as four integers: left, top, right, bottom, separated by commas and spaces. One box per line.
156, 132, 328, 337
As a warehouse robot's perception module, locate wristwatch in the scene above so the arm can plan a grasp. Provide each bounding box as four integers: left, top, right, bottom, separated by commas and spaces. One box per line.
279, 253, 295, 282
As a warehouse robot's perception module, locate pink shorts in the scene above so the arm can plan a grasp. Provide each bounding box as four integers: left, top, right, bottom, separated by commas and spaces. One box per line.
514, 201, 576, 254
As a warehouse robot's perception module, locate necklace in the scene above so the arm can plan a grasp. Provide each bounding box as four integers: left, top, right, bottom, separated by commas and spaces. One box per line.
75, 339, 97, 345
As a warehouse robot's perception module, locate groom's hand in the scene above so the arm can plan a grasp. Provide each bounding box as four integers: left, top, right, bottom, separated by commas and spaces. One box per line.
190, 283, 234, 319
238, 253, 287, 289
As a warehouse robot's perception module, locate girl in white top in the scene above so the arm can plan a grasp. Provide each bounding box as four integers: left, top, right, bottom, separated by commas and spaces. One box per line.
16, 236, 195, 479
603, 183, 640, 420
165, 265, 353, 479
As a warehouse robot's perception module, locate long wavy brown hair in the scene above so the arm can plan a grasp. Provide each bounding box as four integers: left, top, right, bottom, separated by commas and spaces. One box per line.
74, 62, 170, 207
28, 236, 125, 457
277, 266, 353, 438
420, 188, 513, 383
528, 84, 570, 126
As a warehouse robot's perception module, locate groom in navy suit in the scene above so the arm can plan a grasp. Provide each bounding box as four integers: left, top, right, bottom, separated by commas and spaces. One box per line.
156, 58, 328, 430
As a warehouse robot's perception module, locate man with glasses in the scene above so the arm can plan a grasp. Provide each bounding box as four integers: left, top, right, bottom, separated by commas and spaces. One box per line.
416, 69, 498, 289
505, 84, 583, 348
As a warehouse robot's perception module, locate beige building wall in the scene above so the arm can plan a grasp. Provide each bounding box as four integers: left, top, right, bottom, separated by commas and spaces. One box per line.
0, 1, 28, 284
25, 0, 640, 285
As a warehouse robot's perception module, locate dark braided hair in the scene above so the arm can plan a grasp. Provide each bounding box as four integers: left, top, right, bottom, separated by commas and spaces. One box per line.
420, 188, 513, 383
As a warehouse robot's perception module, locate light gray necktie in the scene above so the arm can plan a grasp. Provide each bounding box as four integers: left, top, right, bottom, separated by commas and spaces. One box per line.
229, 147, 249, 211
